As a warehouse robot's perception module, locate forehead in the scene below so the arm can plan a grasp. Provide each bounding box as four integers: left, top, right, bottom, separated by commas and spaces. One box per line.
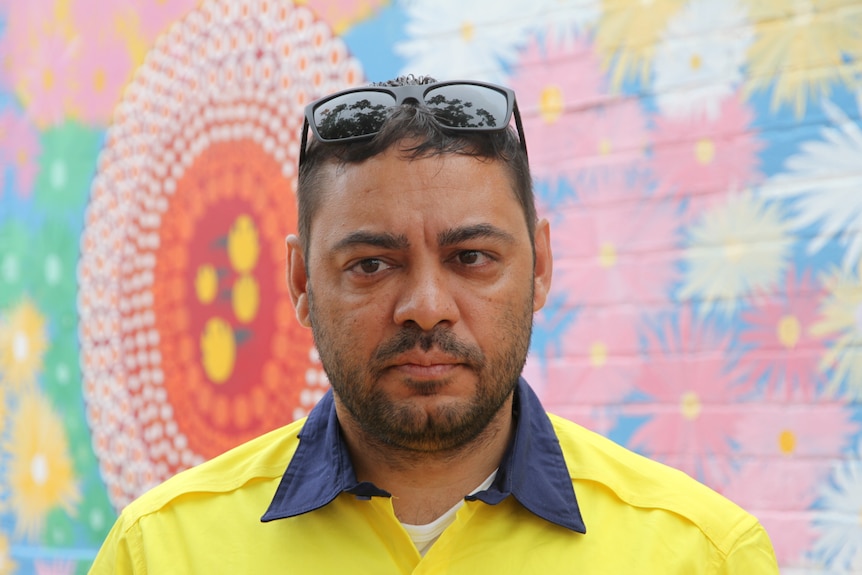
307, 148, 526, 246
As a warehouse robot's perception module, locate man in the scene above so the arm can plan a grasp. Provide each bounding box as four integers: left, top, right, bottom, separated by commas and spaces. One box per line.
90, 76, 779, 573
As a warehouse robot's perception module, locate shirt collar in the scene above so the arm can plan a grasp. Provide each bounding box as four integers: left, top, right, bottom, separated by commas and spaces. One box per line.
261, 378, 586, 533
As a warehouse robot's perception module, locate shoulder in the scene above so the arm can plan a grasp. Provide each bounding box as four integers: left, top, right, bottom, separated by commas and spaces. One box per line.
548, 414, 759, 555
117, 418, 307, 528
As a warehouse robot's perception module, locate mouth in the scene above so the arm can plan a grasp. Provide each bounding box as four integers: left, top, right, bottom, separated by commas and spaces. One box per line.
372, 325, 484, 375
387, 351, 468, 379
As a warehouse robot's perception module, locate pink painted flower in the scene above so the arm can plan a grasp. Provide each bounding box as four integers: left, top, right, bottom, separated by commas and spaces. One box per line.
566, 96, 652, 202
69, 31, 134, 126
738, 269, 827, 400
551, 192, 680, 308
722, 395, 858, 565
530, 340, 622, 435
507, 34, 607, 187
539, 306, 641, 409
626, 307, 743, 485
732, 398, 857, 463
0, 108, 41, 197
652, 93, 762, 217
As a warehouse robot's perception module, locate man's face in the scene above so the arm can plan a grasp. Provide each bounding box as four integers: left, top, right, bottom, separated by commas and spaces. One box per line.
287, 144, 552, 453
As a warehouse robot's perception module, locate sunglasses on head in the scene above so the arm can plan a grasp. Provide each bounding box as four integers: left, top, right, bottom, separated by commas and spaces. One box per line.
299, 80, 528, 166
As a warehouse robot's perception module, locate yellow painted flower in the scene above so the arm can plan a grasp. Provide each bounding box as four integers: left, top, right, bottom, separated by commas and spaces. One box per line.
6, 392, 80, 540
596, 0, 687, 91
744, 0, 862, 117
811, 263, 862, 398
0, 298, 48, 390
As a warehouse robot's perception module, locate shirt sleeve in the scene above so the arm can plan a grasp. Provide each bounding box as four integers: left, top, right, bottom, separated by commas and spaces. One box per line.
719, 520, 780, 574
88, 514, 144, 575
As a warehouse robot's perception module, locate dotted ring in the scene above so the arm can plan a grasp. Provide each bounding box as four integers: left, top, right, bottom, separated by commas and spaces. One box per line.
78, 0, 363, 511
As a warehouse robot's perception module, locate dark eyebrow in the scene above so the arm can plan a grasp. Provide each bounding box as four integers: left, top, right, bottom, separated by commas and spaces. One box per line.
332, 231, 410, 252
437, 224, 517, 247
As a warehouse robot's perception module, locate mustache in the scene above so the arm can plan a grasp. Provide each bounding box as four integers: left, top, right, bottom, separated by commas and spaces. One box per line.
371, 325, 485, 369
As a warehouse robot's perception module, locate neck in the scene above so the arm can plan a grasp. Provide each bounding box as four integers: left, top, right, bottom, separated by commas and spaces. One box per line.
335, 395, 515, 525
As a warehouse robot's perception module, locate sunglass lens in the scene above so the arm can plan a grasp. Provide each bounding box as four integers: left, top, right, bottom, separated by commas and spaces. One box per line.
313, 91, 397, 140
424, 85, 509, 129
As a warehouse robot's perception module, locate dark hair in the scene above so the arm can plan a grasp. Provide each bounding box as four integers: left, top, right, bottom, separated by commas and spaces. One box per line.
296, 75, 536, 255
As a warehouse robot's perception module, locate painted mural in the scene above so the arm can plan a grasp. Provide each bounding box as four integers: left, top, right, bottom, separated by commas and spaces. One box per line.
1, 0, 861, 573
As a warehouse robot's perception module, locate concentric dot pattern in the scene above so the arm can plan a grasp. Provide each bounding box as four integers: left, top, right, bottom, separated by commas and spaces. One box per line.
78, 0, 363, 511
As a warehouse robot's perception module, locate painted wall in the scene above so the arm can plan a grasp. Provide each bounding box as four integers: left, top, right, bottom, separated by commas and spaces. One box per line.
1, 0, 861, 573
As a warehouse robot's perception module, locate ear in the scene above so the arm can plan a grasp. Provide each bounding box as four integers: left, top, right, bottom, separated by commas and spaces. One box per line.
531, 218, 553, 312
286, 234, 312, 328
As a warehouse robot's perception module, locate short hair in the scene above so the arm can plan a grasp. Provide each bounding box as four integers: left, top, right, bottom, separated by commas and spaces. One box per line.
296, 75, 536, 256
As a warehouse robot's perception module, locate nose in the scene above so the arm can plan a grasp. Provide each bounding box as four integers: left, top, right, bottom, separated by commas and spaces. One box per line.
392, 260, 460, 331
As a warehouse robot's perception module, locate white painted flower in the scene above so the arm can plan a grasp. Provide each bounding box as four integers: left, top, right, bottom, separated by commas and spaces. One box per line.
678, 190, 793, 316
760, 93, 862, 273
652, 0, 753, 119
395, 0, 536, 83
810, 439, 862, 571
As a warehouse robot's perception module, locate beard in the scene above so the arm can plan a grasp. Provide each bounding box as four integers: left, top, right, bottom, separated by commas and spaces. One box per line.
307, 286, 534, 454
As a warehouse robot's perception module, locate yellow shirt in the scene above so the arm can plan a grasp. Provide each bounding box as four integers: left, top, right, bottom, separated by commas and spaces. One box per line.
89, 382, 778, 574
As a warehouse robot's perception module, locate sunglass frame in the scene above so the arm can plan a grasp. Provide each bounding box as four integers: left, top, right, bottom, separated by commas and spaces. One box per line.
298, 80, 528, 166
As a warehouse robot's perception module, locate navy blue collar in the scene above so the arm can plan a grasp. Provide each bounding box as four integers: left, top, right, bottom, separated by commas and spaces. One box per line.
261, 378, 586, 533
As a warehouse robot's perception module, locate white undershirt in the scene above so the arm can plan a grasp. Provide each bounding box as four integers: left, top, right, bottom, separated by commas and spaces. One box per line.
400, 470, 498, 557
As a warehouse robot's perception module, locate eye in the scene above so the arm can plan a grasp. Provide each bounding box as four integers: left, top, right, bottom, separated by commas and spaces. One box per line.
351, 258, 390, 275
456, 250, 489, 266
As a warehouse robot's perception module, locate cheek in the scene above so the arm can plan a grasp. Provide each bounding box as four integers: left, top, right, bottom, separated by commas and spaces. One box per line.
314, 287, 391, 339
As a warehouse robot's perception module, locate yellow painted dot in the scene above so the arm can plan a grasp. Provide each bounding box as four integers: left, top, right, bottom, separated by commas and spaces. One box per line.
690, 53, 702, 71
195, 264, 218, 304
200, 317, 236, 384
777, 315, 801, 349
227, 215, 260, 273
599, 243, 617, 268
539, 85, 564, 124
232, 274, 260, 323
589, 341, 608, 367
460, 21, 475, 42
43, 68, 55, 91
695, 138, 715, 165
680, 392, 701, 420
778, 429, 796, 455
598, 138, 612, 156
94, 68, 106, 93
724, 239, 744, 263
